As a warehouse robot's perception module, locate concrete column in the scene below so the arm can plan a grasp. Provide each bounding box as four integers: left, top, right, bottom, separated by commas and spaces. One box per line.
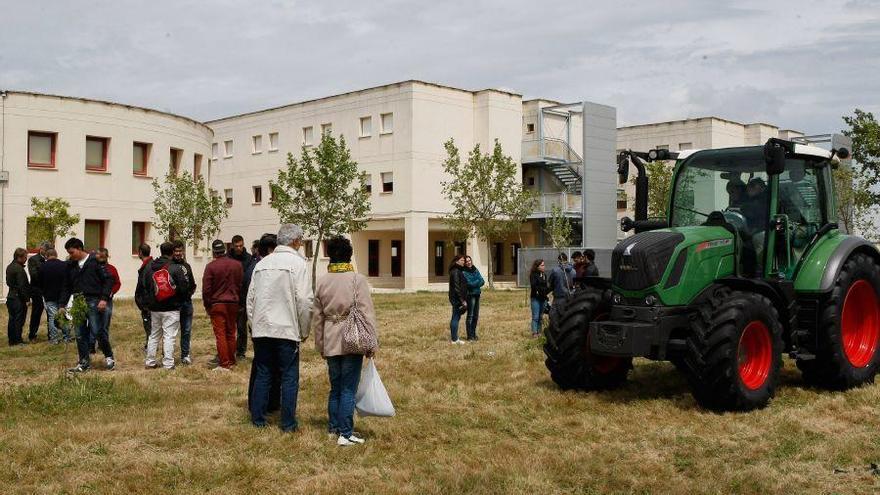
404, 215, 429, 289
582, 101, 618, 249
468, 235, 490, 276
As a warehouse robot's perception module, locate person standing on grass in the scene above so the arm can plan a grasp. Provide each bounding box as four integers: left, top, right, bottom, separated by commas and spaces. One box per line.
548, 252, 574, 305
447, 254, 468, 345
312, 236, 377, 446
39, 248, 70, 344
529, 259, 551, 337
203, 239, 243, 370
142, 242, 191, 370
228, 234, 252, 360
135, 243, 153, 352
6, 248, 31, 346
172, 240, 197, 365
583, 249, 599, 277
246, 224, 312, 432
92, 248, 121, 353
247, 233, 280, 414
462, 255, 484, 341
26, 241, 51, 342
571, 251, 586, 279
62, 238, 115, 373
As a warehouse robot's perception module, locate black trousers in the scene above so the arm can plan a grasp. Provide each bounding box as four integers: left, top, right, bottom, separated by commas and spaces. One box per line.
6, 297, 26, 345
27, 294, 44, 341
236, 306, 248, 356
140, 309, 152, 347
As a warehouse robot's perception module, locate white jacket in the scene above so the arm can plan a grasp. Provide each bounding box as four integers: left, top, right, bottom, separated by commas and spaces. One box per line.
246, 245, 314, 342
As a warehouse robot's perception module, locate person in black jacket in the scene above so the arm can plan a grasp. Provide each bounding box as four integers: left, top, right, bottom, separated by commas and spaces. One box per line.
529, 259, 551, 337
135, 243, 153, 351
26, 241, 51, 342
448, 254, 468, 344
6, 248, 31, 346
62, 238, 115, 373
143, 242, 191, 370
39, 248, 70, 343
228, 234, 252, 359
172, 240, 197, 365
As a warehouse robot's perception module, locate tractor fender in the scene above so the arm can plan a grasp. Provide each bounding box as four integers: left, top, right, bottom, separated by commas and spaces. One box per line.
795, 235, 880, 293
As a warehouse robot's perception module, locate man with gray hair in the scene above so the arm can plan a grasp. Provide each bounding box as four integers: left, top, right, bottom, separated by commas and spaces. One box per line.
246, 223, 313, 432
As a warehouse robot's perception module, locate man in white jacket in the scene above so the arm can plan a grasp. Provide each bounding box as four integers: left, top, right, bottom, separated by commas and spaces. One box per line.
246, 223, 313, 432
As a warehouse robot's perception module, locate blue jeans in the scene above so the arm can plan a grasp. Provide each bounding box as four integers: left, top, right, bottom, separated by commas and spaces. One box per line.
45, 301, 66, 342
250, 338, 300, 432
327, 354, 364, 437
466, 295, 481, 340
450, 302, 465, 341
76, 297, 113, 367
530, 297, 547, 334
90, 299, 114, 349
179, 300, 193, 358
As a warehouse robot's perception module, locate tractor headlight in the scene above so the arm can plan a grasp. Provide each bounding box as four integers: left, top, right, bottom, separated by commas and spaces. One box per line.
612, 293, 622, 304
644, 295, 657, 306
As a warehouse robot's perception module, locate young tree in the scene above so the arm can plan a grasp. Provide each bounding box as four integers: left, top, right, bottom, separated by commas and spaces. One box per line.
834, 164, 878, 241
441, 138, 537, 287
632, 160, 674, 218
843, 109, 880, 195
544, 205, 572, 249
28, 197, 80, 248
151, 171, 228, 253
269, 132, 371, 289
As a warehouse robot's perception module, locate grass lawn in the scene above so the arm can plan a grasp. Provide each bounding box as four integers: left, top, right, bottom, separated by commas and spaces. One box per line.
1, 290, 879, 494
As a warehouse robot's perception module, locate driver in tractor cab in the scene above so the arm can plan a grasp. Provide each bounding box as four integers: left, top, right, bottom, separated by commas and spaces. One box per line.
741, 177, 769, 276
726, 179, 746, 208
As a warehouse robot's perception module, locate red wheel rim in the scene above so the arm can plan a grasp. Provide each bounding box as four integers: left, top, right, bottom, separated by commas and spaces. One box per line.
738, 321, 773, 390
587, 312, 625, 374
841, 279, 880, 368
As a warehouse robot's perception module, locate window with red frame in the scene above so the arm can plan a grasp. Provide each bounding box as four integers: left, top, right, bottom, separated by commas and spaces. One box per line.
132, 222, 148, 255
84, 220, 106, 252
133, 142, 150, 175
170, 148, 182, 176
193, 153, 203, 179
28, 131, 56, 168
86, 136, 109, 171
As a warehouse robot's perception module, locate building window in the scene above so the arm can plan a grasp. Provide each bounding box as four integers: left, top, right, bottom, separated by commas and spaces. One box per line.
391, 240, 402, 277
381, 172, 394, 193
511, 243, 521, 275
617, 189, 627, 210
493, 243, 504, 276
368, 240, 380, 277
526, 123, 535, 133
84, 220, 106, 252
678, 142, 693, 150
321, 123, 332, 136
253, 185, 262, 204
527, 177, 535, 186
269, 186, 276, 203
224, 188, 233, 207
211, 142, 219, 160
133, 142, 150, 175
193, 153, 203, 179
252, 135, 262, 154
303, 126, 314, 146
380, 113, 393, 134
434, 241, 445, 277
364, 174, 372, 194
269, 132, 279, 151
224, 140, 233, 158
360, 116, 372, 137
85, 136, 109, 172
170, 148, 182, 176
304, 240, 314, 259
26, 217, 53, 252
28, 131, 56, 168
132, 222, 148, 255
656, 144, 669, 151
321, 240, 329, 258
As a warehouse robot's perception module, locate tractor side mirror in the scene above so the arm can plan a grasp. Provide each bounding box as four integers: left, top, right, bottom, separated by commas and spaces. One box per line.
836, 147, 850, 160
617, 154, 630, 184
620, 216, 634, 232
764, 141, 786, 175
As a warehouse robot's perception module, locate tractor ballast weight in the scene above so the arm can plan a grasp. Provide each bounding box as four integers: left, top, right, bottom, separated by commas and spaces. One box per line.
545, 137, 880, 411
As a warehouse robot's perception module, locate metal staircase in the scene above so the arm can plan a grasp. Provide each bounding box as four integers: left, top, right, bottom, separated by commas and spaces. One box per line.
522, 137, 583, 194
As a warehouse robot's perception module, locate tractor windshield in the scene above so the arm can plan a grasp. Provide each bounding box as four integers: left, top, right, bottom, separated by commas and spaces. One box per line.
670, 147, 769, 231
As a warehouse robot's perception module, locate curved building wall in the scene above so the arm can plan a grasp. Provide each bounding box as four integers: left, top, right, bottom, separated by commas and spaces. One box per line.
0, 92, 213, 297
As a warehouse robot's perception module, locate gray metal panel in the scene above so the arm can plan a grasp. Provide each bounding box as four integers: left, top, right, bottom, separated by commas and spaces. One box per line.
581, 102, 618, 249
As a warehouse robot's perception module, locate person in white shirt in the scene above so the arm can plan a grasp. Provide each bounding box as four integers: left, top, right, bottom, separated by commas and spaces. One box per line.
246, 224, 313, 432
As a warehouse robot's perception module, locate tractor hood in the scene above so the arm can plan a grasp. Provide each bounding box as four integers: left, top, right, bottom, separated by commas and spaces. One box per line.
612, 226, 736, 303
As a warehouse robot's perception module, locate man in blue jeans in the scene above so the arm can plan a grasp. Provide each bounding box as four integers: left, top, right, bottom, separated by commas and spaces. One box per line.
173, 240, 196, 365
40, 248, 71, 343
61, 238, 115, 373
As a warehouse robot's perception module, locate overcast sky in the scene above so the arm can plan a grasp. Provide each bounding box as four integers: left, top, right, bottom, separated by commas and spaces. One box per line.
1, 0, 877, 134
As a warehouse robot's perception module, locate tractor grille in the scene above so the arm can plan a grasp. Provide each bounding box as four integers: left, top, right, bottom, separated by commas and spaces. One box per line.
612, 231, 684, 291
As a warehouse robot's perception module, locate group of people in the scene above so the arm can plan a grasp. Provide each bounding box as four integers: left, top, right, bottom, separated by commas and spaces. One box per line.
447, 254, 485, 344
528, 250, 599, 337
4, 225, 380, 446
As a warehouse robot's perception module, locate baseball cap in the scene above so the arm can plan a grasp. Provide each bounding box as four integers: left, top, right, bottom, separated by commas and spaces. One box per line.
211, 239, 226, 253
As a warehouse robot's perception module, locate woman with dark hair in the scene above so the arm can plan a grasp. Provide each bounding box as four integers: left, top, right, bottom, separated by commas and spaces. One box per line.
312, 236, 378, 447
529, 259, 551, 337
447, 254, 468, 344
462, 256, 484, 341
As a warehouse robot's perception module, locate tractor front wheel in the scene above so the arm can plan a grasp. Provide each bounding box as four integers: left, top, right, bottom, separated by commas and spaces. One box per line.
543, 288, 631, 390
682, 290, 783, 411
798, 253, 880, 389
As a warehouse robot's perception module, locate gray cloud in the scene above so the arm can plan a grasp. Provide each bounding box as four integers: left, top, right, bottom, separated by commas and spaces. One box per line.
0, 0, 877, 134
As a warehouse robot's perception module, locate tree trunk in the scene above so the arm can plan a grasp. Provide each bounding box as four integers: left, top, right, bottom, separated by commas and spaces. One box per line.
311, 233, 322, 292
486, 238, 494, 289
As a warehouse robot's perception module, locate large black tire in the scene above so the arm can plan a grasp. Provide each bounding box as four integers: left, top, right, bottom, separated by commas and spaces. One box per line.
797, 253, 880, 389
543, 288, 631, 390
682, 289, 783, 411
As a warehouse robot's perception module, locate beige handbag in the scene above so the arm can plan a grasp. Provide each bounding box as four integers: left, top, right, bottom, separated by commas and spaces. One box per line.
342, 275, 377, 355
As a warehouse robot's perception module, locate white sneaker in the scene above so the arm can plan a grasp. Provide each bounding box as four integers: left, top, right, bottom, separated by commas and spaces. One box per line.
181, 356, 193, 365
456, 340, 467, 345
212, 366, 230, 372
347, 434, 365, 444
105, 357, 116, 370
337, 435, 356, 447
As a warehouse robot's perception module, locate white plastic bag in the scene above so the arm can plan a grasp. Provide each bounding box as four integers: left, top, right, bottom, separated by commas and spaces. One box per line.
355, 358, 395, 417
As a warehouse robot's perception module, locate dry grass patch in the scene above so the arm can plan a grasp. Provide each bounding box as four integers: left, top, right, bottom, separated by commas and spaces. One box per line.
1, 291, 879, 494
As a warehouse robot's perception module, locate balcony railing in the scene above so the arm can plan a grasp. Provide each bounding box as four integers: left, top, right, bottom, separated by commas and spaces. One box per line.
522, 138, 582, 164
532, 192, 582, 215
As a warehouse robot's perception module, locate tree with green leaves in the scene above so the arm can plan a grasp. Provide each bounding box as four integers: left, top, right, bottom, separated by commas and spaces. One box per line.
632, 160, 674, 218
843, 109, 880, 197
544, 205, 572, 249
269, 132, 371, 289
441, 138, 537, 287
838, 109, 880, 241
151, 171, 228, 253
28, 197, 80, 249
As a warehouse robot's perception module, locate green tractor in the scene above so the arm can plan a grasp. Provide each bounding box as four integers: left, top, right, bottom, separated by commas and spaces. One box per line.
543, 138, 880, 411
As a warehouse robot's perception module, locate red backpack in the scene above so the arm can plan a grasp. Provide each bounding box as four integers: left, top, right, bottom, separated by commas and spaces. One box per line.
151, 263, 177, 302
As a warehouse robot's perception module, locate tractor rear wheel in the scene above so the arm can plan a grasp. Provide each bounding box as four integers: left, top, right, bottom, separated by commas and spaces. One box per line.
543, 287, 631, 390
797, 253, 880, 389
682, 290, 783, 411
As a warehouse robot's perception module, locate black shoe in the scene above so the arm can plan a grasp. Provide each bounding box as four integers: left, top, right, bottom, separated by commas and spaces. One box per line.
67, 364, 89, 373
236, 353, 246, 360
